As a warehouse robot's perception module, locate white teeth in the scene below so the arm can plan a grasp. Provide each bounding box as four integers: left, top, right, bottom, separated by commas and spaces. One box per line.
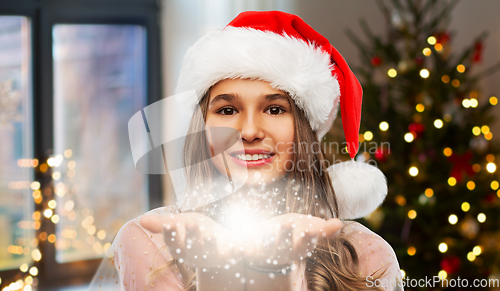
234, 153, 272, 161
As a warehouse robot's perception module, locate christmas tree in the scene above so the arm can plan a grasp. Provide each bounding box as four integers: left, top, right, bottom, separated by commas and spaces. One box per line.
337, 0, 500, 288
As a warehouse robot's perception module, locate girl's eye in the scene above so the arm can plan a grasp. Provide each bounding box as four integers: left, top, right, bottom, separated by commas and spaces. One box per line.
217, 107, 237, 115
266, 106, 285, 115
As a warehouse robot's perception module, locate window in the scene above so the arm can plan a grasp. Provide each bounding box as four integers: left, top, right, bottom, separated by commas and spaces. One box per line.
0, 1, 162, 289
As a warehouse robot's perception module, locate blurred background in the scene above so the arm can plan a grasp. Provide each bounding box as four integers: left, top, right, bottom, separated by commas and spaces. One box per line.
0, 0, 499, 290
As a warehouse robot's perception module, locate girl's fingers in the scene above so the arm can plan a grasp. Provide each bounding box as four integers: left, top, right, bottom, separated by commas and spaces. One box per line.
322, 218, 343, 238
140, 214, 177, 233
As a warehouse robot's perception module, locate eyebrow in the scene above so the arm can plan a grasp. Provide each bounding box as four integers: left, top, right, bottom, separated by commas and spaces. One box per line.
209, 93, 289, 107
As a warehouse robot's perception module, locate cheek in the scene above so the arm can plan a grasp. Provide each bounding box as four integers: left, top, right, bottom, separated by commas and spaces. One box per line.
270, 117, 295, 158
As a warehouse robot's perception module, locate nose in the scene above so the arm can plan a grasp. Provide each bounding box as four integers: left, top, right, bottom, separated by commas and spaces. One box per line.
238, 111, 265, 143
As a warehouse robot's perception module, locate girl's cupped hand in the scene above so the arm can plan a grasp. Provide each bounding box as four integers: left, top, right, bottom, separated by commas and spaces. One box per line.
140, 212, 342, 269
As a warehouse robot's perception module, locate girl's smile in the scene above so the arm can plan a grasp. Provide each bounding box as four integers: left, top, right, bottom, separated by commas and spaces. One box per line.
205, 78, 295, 185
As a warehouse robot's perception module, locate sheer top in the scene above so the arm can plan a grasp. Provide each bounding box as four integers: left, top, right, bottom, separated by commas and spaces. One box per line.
88, 206, 404, 291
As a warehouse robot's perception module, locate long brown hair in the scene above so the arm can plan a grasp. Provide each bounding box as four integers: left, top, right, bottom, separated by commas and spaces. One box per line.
147, 85, 388, 290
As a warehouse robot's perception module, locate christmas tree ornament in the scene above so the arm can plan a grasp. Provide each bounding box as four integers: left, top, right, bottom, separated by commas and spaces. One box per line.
175, 10, 388, 220
472, 41, 484, 63
440, 256, 461, 275
371, 55, 382, 66
448, 151, 475, 183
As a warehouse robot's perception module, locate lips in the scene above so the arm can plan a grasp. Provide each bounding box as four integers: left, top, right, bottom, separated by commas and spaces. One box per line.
228, 149, 275, 167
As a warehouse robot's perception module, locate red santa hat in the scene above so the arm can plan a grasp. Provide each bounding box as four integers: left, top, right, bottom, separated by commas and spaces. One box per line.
175, 11, 387, 220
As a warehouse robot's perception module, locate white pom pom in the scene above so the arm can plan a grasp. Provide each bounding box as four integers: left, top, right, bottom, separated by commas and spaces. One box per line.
327, 160, 388, 220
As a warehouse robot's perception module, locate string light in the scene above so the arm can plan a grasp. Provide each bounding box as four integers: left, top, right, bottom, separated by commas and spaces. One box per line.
472, 126, 481, 136
405, 133, 414, 143
408, 210, 417, 219
486, 162, 496, 173
364, 131, 373, 141
466, 181, 475, 190
438, 270, 448, 279
379, 121, 389, 131
416, 104, 425, 112
473, 246, 482, 256
481, 125, 490, 134
443, 148, 452, 157
444, 114, 452, 122
409, 167, 419, 176
448, 214, 458, 225
423, 48, 432, 56
438, 242, 448, 253
434, 119, 443, 128
425, 188, 434, 197
388, 68, 398, 78
473, 163, 481, 172
467, 252, 476, 261
469, 98, 478, 107
461, 202, 470, 212
456, 64, 465, 73
407, 246, 416, 256
489, 96, 498, 105
427, 36, 437, 45
448, 177, 457, 186
491, 181, 499, 190
435, 43, 443, 51
441, 75, 450, 83
451, 79, 460, 87
420, 69, 430, 78
462, 99, 470, 108
477, 213, 486, 223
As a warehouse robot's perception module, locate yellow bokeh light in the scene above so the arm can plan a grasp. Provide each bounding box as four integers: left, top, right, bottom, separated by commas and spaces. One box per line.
443, 147, 452, 157
444, 114, 452, 122
379, 121, 389, 131
409, 166, 419, 177
408, 209, 417, 219
388, 68, 398, 78
473, 163, 481, 172
434, 119, 443, 128
420, 69, 430, 78
425, 188, 434, 197
470, 98, 478, 108
427, 36, 437, 45
48, 234, 56, 243
435, 43, 443, 51
466, 181, 475, 190
481, 125, 490, 134
452, 79, 460, 87
461, 202, 470, 212
457, 64, 466, 73
486, 162, 496, 173
473, 246, 482, 256
43, 209, 53, 218
486, 154, 495, 162
462, 99, 470, 108
404, 132, 414, 143
448, 177, 457, 186
30, 182, 40, 191
51, 214, 60, 224
467, 252, 476, 261
364, 131, 373, 141
48, 200, 56, 209
489, 96, 498, 105
32, 249, 41, 262
407, 246, 416, 256
448, 214, 458, 225
441, 75, 450, 83
29, 266, 38, 276
423, 48, 432, 56
438, 242, 448, 253
20, 263, 29, 272
415, 104, 425, 112
491, 181, 499, 190
477, 213, 486, 223
485, 132, 493, 140
396, 195, 407, 206
97, 230, 106, 240
472, 126, 481, 136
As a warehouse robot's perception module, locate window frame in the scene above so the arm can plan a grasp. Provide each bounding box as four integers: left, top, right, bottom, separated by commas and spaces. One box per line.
0, 0, 163, 288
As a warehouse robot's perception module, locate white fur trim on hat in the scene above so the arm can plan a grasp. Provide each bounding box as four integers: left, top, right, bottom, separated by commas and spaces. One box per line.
175, 26, 340, 140
327, 160, 388, 219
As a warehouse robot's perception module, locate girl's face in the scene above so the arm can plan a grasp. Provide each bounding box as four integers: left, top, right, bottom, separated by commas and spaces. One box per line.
206, 79, 295, 186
